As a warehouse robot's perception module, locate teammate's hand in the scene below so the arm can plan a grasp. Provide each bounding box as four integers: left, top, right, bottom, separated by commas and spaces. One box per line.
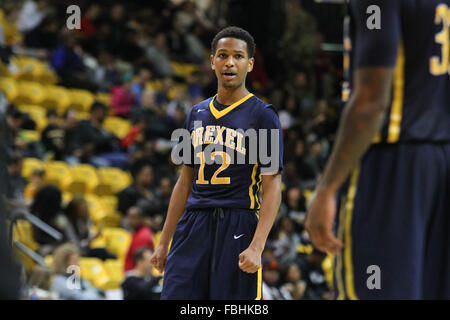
305, 188, 344, 255
150, 245, 169, 273
238, 246, 261, 274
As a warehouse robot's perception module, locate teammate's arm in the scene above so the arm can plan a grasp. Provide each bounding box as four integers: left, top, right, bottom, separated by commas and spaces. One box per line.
239, 173, 282, 273
151, 164, 194, 273
305, 0, 400, 255
305, 68, 393, 255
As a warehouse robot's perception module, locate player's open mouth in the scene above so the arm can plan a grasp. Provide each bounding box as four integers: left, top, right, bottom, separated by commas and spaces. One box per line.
222, 72, 237, 80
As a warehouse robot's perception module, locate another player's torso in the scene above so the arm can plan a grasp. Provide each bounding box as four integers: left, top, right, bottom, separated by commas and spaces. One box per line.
185, 94, 267, 210
344, 0, 450, 143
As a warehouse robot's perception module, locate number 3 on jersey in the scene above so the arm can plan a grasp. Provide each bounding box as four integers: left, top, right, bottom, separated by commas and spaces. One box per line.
430, 4, 450, 76
196, 151, 231, 185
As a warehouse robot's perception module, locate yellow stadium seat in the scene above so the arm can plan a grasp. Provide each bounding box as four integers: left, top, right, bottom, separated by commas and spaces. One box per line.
0, 77, 18, 101
68, 164, 100, 195
79, 257, 112, 290
146, 80, 162, 91
44, 161, 73, 191
76, 111, 90, 120
17, 104, 47, 132
10, 57, 53, 83
42, 85, 71, 114
304, 190, 313, 205
95, 93, 111, 107
104, 259, 125, 289
68, 89, 95, 112
103, 116, 131, 139
102, 228, 131, 261
22, 157, 45, 179
18, 129, 40, 142
84, 194, 108, 225
15, 81, 46, 105
12, 220, 40, 251
97, 167, 132, 195
45, 255, 53, 267
98, 196, 122, 228
62, 191, 73, 205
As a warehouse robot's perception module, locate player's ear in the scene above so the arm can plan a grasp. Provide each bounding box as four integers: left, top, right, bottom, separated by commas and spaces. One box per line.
210, 55, 215, 70
247, 57, 254, 73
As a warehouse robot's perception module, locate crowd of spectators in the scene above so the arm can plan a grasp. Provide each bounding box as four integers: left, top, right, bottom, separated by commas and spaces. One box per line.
1, 0, 344, 300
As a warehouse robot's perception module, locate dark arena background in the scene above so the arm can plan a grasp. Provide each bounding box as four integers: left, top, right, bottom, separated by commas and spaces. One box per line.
0, 0, 371, 302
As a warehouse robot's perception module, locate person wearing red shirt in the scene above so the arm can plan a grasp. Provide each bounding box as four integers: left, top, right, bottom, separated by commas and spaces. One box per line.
124, 206, 154, 272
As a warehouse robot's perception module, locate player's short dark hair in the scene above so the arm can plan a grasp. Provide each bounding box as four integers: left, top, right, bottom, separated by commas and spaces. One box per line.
211, 26, 256, 58
133, 247, 152, 265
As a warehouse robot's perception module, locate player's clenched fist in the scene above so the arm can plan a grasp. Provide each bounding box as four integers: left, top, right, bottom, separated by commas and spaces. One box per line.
238, 247, 261, 274
151, 245, 169, 273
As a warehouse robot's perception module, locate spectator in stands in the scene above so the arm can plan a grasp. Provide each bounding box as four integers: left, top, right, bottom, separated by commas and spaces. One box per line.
132, 89, 169, 139
24, 167, 45, 204
280, 263, 307, 300
130, 67, 152, 108
50, 33, 89, 90
121, 247, 162, 300
298, 249, 331, 300
5, 104, 25, 153
285, 185, 307, 230
61, 109, 81, 162
262, 260, 291, 300
80, 3, 101, 38
30, 185, 64, 256
50, 243, 104, 300
111, 72, 137, 118
28, 266, 58, 300
273, 216, 301, 268
124, 206, 155, 272
117, 160, 156, 216
6, 151, 26, 203
293, 139, 320, 183
41, 109, 65, 160
93, 50, 120, 92
62, 196, 116, 261
17, 0, 49, 45
144, 34, 174, 78
74, 102, 128, 168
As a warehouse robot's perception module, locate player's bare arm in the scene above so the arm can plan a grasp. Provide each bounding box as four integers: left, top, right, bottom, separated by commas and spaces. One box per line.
239, 173, 282, 273
305, 67, 394, 255
151, 165, 194, 273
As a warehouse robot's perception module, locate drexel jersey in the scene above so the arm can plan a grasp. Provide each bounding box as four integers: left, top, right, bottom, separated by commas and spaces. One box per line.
183, 93, 283, 210
343, 0, 450, 143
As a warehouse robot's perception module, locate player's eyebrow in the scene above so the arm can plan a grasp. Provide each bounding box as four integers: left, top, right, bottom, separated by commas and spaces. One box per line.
216, 48, 246, 54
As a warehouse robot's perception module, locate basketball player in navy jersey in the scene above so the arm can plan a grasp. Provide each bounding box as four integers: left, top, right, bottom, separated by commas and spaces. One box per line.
306, 0, 450, 299
151, 27, 283, 300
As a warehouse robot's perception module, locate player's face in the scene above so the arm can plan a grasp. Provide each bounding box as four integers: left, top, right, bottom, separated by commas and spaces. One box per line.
211, 37, 254, 89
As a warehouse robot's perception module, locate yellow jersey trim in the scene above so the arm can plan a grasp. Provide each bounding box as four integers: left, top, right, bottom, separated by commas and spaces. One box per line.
249, 163, 258, 209
255, 267, 262, 300
209, 93, 254, 119
387, 44, 405, 143
344, 166, 360, 300
336, 195, 347, 300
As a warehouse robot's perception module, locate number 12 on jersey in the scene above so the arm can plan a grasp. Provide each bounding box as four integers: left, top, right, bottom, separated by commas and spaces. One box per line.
196, 151, 231, 185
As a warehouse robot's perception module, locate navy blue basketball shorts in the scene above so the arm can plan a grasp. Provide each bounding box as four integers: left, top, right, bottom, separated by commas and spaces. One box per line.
161, 208, 263, 300
334, 143, 450, 299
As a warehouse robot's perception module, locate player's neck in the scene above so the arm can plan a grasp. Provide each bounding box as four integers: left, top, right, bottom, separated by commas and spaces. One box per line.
216, 85, 250, 106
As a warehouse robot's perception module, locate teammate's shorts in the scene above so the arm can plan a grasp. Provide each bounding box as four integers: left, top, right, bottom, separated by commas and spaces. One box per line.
334, 142, 450, 300
161, 208, 263, 300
